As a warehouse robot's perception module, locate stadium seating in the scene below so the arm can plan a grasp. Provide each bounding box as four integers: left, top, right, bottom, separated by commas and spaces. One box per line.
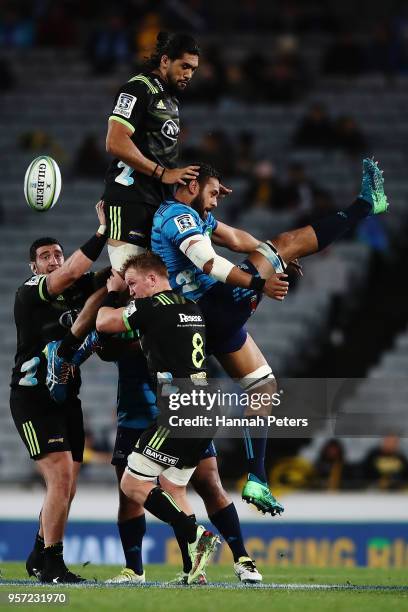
1, 45, 408, 481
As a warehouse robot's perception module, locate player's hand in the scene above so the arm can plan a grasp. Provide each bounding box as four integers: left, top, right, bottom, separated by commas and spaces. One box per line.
219, 183, 232, 198
162, 166, 200, 186
96, 200, 106, 226
287, 258, 303, 277
107, 270, 127, 293
263, 273, 289, 301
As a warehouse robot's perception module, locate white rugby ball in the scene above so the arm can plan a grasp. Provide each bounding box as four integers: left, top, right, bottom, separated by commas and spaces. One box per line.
24, 156, 62, 212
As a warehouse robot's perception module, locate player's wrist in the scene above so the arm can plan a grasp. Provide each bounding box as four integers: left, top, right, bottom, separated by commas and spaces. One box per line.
152, 164, 165, 180
249, 276, 266, 293
80, 232, 108, 261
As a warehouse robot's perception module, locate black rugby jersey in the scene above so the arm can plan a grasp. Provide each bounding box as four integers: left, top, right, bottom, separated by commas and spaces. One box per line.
104, 72, 180, 208
122, 290, 206, 384
11, 272, 101, 390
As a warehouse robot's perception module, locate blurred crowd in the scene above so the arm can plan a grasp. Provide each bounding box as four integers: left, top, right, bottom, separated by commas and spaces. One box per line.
77, 431, 408, 492
2, 0, 408, 83
261, 435, 408, 493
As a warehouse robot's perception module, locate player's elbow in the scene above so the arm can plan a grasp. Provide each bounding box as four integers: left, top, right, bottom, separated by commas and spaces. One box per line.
96, 310, 109, 333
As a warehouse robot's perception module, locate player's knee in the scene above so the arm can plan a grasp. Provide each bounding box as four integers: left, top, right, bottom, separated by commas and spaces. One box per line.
239, 365, 275, 416
193, 470, 229, 507
119, 487, 144, 519
41, 453, 74, 491
271, 233, 296, 262
239, 365, 275, 392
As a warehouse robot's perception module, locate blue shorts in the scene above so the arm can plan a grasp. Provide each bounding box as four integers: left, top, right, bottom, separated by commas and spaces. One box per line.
198, 259, 262, 355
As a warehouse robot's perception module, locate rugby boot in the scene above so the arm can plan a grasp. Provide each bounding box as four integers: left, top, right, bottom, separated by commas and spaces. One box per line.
187, 525, 219, 584
359, 158, 389, 215
242, 474, 284, 516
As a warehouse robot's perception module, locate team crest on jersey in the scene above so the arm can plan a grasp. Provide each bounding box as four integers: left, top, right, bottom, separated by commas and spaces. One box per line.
113, 93, 137, 119
124, 301, 137, 318
174, 214, 197, 233
161, 119, 179, 141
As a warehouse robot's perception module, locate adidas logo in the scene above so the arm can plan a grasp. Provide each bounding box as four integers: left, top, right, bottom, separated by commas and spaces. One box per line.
156, 99, 166, 110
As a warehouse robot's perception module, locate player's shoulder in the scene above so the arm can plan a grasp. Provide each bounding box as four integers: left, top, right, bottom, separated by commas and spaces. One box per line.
126, 72, 161, 95
23, 274, 45, 287
158, 202, 201, 234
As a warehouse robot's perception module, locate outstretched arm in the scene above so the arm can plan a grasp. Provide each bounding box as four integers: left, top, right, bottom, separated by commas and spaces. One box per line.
46, 201, 107, 297
211, 221, 260, 253
179, 235, 288, 301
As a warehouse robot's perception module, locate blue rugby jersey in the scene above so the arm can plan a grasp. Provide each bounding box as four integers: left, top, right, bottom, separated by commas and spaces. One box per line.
151, 200, 218, 301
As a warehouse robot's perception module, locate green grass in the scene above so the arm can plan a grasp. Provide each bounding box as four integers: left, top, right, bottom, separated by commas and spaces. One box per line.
0, 563, 408, 611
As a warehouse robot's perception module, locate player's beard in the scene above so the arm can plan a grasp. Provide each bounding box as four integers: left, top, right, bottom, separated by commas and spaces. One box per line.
191, 193, 206, 219
167, 72, 187, 96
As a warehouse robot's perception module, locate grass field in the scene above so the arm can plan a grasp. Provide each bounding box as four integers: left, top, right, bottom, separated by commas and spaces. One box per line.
1, 563, 408, 611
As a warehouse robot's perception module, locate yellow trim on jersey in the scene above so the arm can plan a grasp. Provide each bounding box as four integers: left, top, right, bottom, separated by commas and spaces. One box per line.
122, 310, 132, 332
109, 115, 135, 133
38, 275, 48, 302
129, 74, 159, 94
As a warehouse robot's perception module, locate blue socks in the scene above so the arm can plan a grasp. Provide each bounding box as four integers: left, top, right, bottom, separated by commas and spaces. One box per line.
209, 503, 248, 562
118, 515, 146, 575
243, 426, 268, 483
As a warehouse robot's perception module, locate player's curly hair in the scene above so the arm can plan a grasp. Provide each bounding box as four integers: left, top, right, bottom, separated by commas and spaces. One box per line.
121, 251, 169, 278
187, 162, 221, 187
145, 32, 200, 69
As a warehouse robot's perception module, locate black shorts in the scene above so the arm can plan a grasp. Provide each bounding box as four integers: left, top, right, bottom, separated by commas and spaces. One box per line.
113, 425, 217, 468
111, 426, 145, 467
10, 387, 85, 462
135, 423, 214, 470
105, 202, 156, 248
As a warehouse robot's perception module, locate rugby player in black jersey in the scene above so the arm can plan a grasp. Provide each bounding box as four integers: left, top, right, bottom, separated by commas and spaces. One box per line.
10, 202, 108, 583
96, 252, 220, 584
104, 31, 201, 270
103, 31, 231, 270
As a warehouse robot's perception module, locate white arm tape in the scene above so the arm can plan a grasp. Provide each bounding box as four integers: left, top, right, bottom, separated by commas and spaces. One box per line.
179, 234, 235, 283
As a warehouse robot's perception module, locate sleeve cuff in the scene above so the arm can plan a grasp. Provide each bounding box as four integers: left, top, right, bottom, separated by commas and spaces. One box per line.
109, 115, 135, 134
122, 310, 132, 332
38, 275, 50, 302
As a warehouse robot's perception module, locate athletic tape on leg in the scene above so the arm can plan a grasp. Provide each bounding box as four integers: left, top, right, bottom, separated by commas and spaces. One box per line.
255, 242, 285, 273
239, 365, 275, 391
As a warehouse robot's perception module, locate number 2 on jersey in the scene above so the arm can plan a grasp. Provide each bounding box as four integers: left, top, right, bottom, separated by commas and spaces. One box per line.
192, 332, 205, 368
115, 161, 134, 186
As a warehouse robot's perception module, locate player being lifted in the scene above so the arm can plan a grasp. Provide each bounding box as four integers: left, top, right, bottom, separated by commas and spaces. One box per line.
46, 32, 210, 390
150, 158, 389, 514
96, 252, 220, 584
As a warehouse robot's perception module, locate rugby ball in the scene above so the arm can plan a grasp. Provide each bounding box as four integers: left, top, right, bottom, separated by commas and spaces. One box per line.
24, 156, 62, 212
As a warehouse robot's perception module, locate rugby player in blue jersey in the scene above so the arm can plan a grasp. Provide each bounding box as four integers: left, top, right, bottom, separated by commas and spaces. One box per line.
150, 159, 389, 515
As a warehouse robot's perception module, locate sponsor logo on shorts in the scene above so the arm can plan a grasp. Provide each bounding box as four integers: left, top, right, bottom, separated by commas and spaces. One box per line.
113, 93, 137, 119
48, 437, 64, 444
128, 230, 146, 240
178, 313, 202, 323
174, 214, 197, 233
161, 119, 180, 141
143, 446, 179, 466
